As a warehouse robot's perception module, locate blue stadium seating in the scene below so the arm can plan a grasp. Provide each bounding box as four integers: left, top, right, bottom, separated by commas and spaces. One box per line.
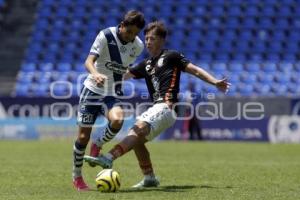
14, 0, 300, 97
15, 84, 31, 97
254, 83, 271, 95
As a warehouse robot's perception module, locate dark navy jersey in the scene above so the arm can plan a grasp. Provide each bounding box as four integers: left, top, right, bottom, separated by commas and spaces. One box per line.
129, 49, 190, 104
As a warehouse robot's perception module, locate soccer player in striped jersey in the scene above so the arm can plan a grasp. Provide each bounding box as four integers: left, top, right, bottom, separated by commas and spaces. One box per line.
84, 21, 230, 188
72, 10, 145, 191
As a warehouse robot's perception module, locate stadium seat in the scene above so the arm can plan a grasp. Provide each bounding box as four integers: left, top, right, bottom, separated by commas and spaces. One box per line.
203, 85, 219, 94
35, 72, 52, 84
267, 42, 283, 53
257, 73, 274, 85
288, 83, 300, 94
271, 84, 288, 96
237, 84, 254, 96
254, 83, 271, 95
228, 74, 240, 84
17, 72, 34, 84
74, 63, 86, 73
39, 63, 54, 72
265, 53, 281, 62
244, 62, 260, 73
251, 42, 266, 53
211, 62, 227, 73
274, 73, 291, 84
57, 63, 72, 72
241, 18, 257, 28
15, 0, 300, 97
277, 5, 292, 17
215, 53, 230, 62
227, 5, 242, 16
226, 84, 237, 96
240, 73, 257, 84
248, 53, 263, 62
278, 62, 293, 73
261, 6, 276, 17
15, 84, 31, 97
261, 62, 277, 73
228, 62, 243, 73
21, 63, 36, 72
32, 84, 50, 97
51, 83, 72, 97
294, 62, 300, 72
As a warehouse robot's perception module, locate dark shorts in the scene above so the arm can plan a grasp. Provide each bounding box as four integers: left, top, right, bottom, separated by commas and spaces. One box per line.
77, 86, 121, 125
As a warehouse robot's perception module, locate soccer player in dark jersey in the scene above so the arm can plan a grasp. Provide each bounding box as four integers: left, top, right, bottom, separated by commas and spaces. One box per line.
84, 21, 230, 187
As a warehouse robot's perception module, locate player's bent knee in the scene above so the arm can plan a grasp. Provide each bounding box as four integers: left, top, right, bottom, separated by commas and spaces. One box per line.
108, 107, 124, 122
78, 133, 90, 144
109, 119, 124, 131
110, 119, 124, 129
78, 126, 92, 144
131, 122, 150, 137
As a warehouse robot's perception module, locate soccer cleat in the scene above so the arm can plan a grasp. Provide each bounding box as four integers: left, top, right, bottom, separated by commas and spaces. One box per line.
132, 177, 160, 188
88, 143, 101, 167
84, 155, 113, 169
73, 176, 90, 191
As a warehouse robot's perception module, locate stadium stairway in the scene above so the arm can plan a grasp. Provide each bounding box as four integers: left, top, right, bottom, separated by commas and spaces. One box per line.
0, 0, 38, 96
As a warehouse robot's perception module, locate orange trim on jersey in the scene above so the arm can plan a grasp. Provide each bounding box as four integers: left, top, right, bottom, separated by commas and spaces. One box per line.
164, 66, 178, 103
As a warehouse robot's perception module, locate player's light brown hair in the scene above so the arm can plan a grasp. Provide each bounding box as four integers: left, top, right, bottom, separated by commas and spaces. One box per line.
144, 21, 168, 39
122, 10, 145, 29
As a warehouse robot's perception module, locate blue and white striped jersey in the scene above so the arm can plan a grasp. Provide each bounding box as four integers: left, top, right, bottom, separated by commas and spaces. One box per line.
84, 26, 144, 96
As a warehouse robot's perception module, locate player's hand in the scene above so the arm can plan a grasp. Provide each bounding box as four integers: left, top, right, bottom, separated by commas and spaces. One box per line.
92, 73, 108, 86
215, 78, 231, 93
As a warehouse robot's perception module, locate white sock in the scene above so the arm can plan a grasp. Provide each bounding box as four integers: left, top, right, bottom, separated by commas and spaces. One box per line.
95, 125, 119, 147
72, 141, 86, 179
144, 173, 155, 180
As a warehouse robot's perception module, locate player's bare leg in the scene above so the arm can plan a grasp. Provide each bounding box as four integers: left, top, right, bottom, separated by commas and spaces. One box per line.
72, 126, 91, 191
107, 121, 149, 159
89, 106, 124, 166
84, 121, 149, 168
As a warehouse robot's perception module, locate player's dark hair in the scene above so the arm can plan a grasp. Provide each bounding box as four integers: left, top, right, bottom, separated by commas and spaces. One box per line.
144, 21, 167, 39
122, 10, 145, 29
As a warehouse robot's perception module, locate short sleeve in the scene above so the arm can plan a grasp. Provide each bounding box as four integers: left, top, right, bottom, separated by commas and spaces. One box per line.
89, 31, 106, 56
135, 37, 144, 57
174, 52, 190, 71
129, 60, 147, 79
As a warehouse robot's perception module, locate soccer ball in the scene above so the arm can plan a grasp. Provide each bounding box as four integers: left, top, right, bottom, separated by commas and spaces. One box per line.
95, 169, 121, 192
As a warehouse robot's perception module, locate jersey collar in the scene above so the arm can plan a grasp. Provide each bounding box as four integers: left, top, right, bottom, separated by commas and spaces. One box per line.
151, 49, 165, 61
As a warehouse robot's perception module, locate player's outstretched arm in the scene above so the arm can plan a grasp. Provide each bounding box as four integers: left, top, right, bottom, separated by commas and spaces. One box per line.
185, 63, 231, 93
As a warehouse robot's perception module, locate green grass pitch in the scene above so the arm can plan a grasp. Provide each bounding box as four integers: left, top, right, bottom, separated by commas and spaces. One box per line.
0, 140, 299, 200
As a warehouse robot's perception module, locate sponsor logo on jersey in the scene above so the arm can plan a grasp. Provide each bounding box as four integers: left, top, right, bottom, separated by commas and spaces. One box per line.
146, 64, 152, 72
105, 61, 127, 74
157, 57, 164, 67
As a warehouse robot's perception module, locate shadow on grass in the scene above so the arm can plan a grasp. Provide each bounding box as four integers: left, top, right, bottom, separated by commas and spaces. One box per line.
118, 184, 234, 193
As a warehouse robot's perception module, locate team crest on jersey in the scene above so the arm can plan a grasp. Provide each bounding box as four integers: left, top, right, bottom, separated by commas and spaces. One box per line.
157, 57, 164, 67
130, 47, 137, 57
120, 46, 127, 53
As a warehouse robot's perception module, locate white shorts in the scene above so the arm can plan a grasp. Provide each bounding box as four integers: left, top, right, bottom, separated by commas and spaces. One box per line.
137, 103, 177, 141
